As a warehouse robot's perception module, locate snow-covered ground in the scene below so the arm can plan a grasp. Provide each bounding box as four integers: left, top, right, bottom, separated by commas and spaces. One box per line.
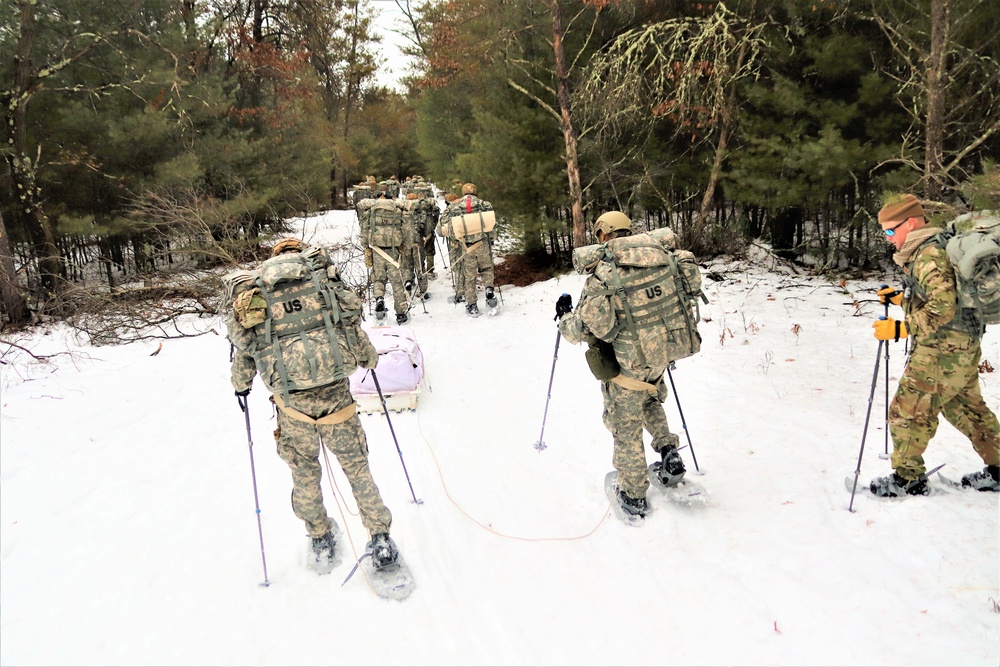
2, 210, 997, 666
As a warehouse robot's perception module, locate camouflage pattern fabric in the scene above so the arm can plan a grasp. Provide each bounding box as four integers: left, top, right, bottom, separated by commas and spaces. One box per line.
450, 195, 496, 305
451, 195, 495, 244
438, 203, 467, 299
559, 237, 686, 499
399, 201, 424, 293
601, 377, 680, 498
371, 246, 408, 314
888, 238, 1000, 480
462, 240, 495, 306
274, 381, 392, 539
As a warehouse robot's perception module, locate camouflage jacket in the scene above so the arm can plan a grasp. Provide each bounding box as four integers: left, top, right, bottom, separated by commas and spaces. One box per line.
897, 229, 963, 343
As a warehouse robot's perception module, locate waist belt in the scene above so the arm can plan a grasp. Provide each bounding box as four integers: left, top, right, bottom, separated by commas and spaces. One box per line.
610, 374, 658, 394
272, 394, 357, 425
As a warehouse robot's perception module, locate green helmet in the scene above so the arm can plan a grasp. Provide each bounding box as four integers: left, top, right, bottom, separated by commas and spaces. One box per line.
593, 211, 632, 238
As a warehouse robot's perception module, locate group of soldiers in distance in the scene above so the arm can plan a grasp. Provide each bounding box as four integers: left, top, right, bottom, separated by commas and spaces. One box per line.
352, 175, 498, 321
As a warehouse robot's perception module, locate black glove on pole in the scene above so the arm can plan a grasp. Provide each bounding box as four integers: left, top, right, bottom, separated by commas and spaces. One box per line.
555, 293, 573, 321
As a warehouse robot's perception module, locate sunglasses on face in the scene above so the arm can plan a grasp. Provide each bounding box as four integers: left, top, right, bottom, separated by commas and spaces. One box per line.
883, 220, 906, 237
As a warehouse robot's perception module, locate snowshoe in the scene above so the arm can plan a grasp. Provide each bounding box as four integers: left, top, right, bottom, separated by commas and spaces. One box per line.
466, 303, 481, 318
651, 447, 686, 487
869, 472, 929, 497
960, 465, 1000, 492
307, 531, 339, 575
603, 471, 648, 526
396, 312, 409, 325
374, 297, 387, 323
485, 287, 498, 309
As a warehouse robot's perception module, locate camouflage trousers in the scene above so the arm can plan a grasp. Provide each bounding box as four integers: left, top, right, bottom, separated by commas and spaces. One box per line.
371, 246, 408, 315
274, 381, 392, 539
447, 238, 466, 299
399, 242, 428, 295
423, 236, 436, 274
601, 376, 680, 498
462, 239, 494, 306
889, 336, 1000, 480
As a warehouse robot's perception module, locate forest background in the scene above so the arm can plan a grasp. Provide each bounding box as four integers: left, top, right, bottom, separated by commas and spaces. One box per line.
1, 0, 999, 331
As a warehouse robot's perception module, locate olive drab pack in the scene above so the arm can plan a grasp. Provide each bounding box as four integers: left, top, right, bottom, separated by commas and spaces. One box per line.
368, 200, 404, 248
224, 246, 366, 402
938, 211, 1000, 335
573, 228, 705, 369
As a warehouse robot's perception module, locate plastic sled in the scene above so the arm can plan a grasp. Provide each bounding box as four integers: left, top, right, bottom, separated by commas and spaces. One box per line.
349, 325, 424, 414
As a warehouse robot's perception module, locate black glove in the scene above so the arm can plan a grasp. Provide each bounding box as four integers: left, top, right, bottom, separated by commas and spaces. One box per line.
555, 293, 573, 321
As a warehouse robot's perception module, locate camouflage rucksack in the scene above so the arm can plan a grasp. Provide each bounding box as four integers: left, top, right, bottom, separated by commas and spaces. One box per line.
938, 211, 1000, 336
224, 246, 366, 403
367, 200, 404, 248
573, 228, 705, 370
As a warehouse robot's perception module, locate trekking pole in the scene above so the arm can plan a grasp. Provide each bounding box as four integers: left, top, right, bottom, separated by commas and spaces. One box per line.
534, 330, 561, 452
414, 244, 428, 314
370, 370, 423, 504
238, 395, 271, 587
848, 340, 885, 512
880, 286, 891, 460
666, 362, 699, 472
435, 235, 449, 270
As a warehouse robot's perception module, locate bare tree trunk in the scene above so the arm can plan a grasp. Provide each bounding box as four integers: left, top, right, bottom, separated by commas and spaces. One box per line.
549, 0, 586, 248
0, 210, 31, 324
692, 117, 730, 250
8, 0, 64, 301
924, 0, 947, 199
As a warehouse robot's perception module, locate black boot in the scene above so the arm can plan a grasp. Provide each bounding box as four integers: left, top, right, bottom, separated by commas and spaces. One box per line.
374, 297, 387, 322
616, 489, 649, 517
654, 447, 687, 487
396, 312, 409, 325
961, 465, 1000, 492
308, 531, 336, 574
368, 532, 399, 571
466, 303, 480, 317
869, 472, 928, 497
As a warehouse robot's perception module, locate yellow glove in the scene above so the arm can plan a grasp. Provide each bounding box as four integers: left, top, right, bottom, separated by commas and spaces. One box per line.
873, 317, 908, 341
877, 285, 903, 306
364, 247, 373, 268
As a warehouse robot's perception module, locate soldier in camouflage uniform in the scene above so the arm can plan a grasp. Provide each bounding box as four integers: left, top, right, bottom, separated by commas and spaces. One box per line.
362, 192, 409, 324
414, 184, 438, 278
400, 193, 429, 299
226, 238, 400, 572
869, 194, 1000, 496
438, 193, 467, 303
452, 183, 498, 316
555, 212, 687, 518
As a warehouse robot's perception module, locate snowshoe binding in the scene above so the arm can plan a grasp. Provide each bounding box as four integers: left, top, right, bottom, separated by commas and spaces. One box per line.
960, 465, 999, 492
466, 303, 481, 318
368, 532, 399, 571
651, 447, 686, 487
396, 312, 409, 325
603, 471, 649, 526
374, 297, 387, 323
485, 286, 499, 313
869, 472, 929, 497
307, 531, 339, 575
356, 532, 415, 600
